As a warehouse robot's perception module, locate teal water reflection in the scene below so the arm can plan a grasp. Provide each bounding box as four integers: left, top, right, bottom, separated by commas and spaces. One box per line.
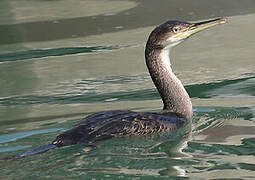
0, 0, 255, 179
0, 46, 120, 63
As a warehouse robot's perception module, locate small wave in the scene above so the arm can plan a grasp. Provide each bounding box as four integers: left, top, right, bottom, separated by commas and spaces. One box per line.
186, 76, 255, 98
0, 145, 31, 153
0, 76, 254, 106
0, 89, 157, 106
0, 128, 62, 144
0, 46, 120, 63
193, 107, 254, 133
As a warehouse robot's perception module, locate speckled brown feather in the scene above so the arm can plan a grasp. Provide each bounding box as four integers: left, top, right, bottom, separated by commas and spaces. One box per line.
52, 110, 185, 147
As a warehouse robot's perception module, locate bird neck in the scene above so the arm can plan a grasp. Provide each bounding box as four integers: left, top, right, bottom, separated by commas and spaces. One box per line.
145, 47, 192, 120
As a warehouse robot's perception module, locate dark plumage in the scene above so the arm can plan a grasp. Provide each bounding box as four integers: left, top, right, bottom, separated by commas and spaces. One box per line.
52, 110, 185, 147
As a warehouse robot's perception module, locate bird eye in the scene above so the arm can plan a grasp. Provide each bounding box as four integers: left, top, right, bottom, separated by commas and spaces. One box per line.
173, 26, 180, 33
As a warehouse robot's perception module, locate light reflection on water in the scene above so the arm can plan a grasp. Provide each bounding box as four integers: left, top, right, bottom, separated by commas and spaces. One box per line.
0, 0, 255, 179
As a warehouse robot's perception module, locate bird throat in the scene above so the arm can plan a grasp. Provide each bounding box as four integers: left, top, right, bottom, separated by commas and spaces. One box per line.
145, 47, 192, 120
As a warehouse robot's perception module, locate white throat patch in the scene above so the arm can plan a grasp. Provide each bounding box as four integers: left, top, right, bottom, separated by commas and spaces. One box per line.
160, 48, 172, 72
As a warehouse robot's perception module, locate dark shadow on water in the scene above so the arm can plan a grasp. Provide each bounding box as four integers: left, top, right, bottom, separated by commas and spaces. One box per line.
187, 76, 255, 98
0, 46, 120, 63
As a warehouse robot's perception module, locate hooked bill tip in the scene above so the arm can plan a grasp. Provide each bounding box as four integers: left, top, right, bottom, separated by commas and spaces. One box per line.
219, 17, 228, 24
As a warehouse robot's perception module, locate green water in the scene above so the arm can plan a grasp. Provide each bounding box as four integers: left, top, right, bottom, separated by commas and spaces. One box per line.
1, 0, 255, 179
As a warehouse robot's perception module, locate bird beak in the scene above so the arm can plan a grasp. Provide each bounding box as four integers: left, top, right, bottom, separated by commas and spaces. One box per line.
171, 18, 227, 42
164, 17, 227, 48
187, 17, 227, 36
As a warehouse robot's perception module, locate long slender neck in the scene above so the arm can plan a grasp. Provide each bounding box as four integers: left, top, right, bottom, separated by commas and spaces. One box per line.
145, 46, 192, 120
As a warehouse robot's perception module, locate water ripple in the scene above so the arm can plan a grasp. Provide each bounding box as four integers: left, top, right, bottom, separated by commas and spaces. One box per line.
185, 138, 255, 156
0, 76, 254, 106
0, 46, 120, 63
0, 128, 62, 144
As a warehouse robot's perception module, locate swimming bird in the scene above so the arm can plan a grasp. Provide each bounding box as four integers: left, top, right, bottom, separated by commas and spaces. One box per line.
14, 18, 227, 158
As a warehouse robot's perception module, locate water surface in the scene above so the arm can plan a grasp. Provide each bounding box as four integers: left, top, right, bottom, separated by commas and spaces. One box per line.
0, 0, 255, 179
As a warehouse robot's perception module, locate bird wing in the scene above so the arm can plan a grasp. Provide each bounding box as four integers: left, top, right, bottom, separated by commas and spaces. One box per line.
53, 110, 185, 146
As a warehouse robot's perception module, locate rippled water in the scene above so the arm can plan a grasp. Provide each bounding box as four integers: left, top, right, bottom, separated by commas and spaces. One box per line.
1, 0, 255, 179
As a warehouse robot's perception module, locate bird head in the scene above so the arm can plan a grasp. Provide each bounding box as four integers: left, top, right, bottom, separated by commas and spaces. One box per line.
147, 17, 227, 50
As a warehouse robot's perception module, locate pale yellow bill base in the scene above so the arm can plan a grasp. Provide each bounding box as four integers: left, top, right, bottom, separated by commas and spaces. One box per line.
189, 17, 227, 35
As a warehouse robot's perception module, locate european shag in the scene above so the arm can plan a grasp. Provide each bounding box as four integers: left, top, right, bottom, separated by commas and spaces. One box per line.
14, 17, 227, 158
